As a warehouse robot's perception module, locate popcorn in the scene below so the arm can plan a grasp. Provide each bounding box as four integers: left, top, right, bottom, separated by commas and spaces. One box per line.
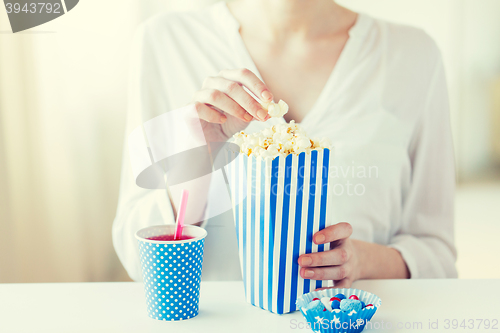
263, 99, 289, 118
232, 120, 331, 158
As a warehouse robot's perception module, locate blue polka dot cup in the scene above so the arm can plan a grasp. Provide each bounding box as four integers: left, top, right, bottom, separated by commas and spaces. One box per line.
136, 225, 207, 321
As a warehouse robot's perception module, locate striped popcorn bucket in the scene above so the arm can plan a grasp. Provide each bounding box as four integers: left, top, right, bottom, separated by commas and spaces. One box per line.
224, 148, 332, 314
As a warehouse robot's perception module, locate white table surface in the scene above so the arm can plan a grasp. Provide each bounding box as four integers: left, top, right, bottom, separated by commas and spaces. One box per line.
1, 279, 499, 333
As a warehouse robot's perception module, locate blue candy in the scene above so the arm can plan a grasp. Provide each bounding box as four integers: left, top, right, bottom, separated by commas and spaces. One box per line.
306, 300, 325, 312
334, 293, 346, 300
331, 300, 341, 310
340, 299, 362, 313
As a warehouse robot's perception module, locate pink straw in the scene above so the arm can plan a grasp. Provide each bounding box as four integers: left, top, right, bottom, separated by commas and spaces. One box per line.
174, 190, 189, 240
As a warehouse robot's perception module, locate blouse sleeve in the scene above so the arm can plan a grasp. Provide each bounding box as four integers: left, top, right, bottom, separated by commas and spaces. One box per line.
388, 50, 458, 279
112, 23, 176, 282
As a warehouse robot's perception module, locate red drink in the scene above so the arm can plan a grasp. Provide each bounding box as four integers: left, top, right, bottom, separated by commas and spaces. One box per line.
146, 234, 194, 241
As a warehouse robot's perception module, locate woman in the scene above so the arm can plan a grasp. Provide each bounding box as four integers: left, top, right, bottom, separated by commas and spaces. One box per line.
113, 0, 457, 286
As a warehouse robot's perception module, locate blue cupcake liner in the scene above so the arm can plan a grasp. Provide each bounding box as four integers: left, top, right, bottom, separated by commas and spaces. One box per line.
296, 288, 381, 333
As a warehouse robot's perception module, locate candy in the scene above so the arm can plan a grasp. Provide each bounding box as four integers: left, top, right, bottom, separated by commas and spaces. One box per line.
320, 297, 333, 312
333, 293, 346, 300
340, 299, 362, 313
331, 300, 341, 310
306, 300, 325, 312
305, 293, 373, 314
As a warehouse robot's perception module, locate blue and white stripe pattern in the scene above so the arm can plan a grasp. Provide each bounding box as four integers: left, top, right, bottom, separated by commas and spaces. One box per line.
225, 148, 332, 314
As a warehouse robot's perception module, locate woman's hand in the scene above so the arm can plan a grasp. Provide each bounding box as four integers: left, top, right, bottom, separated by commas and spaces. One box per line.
192, 68, 273, 142
298, 222, 411, 288
298, 222, 362, 288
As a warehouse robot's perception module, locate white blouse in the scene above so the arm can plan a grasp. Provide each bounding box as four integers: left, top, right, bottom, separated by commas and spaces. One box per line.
113, 1, 457, 282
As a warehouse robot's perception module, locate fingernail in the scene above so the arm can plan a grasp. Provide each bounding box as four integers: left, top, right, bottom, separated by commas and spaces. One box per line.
300, 256, 312, 266
243, 113, 253, 122
315, 234, 325, 244
304, 270, 314, 278
220, 115, 227, 123
261, 90, 272, 101
257, 109, 268, 120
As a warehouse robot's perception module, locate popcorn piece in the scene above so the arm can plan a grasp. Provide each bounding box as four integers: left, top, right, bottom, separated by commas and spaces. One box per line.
265, 99, 289, 118
232, 119, 331, 158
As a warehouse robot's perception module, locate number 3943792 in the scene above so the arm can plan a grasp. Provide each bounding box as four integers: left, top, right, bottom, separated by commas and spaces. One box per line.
444, 319, 498, 330
5, 2, 62, 14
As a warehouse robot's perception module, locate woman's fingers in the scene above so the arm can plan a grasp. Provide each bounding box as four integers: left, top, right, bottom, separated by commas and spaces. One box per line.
314, 286, 331, 291
193, 101, 227, 124
332, 278, 352, 289
203, 76, 267, 121
298, 247, 350, 267
218, 68, 273, 104
194, 68, 273, 125
300, 265, 349, 280
314, 279, 352, 291
194, 88, 252, 123
313, 222, 353, 245
314, 277, 352, 291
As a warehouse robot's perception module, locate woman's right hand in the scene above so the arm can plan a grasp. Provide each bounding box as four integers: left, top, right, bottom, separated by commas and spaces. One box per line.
192, 68, 274, 142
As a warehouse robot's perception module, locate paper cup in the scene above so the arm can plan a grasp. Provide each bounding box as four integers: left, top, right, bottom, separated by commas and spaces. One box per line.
136, 225, 207, 321
296, 288, 381, 333
225, 148, 332, 314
